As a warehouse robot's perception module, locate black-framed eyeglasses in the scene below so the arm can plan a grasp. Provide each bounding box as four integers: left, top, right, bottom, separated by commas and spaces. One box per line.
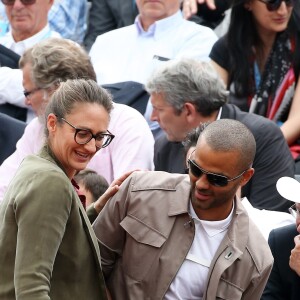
23, 87, 41, 98
61, 118, 115, 149
187, 159, 247, 187
289, 203, 300, 218
258, 0, 294, 11
1, 0, 36, 5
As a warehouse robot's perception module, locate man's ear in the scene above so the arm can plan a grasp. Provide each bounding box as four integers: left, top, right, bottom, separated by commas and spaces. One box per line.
184, 102, 197, 122
240, 168, 255, 187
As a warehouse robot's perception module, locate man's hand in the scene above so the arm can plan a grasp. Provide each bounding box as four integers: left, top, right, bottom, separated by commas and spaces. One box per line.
183, 0, 216, 19
93, 170, 137, 213
289, 235, 300, 276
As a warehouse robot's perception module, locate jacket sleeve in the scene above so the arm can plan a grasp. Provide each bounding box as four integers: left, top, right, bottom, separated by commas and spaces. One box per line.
261, 230, 285, 300
92, 173, 134, 280
242, 260, 273, 300
13, 171, 72, 300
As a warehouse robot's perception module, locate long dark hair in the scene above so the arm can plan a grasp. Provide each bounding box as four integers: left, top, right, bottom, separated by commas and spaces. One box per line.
225, 0, 299, 97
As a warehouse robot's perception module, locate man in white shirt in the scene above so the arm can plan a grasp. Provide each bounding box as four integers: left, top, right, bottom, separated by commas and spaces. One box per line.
89, 0, 218, 137
0, 0, 60, 122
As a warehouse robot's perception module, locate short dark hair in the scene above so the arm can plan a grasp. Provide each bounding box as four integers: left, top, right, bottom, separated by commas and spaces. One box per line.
199, 119, 256, 171
74, 169, 109, 202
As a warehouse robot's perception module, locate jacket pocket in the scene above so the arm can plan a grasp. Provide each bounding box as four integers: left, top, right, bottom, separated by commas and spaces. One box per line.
215, 277, 243, 299
120, 214, 166, 281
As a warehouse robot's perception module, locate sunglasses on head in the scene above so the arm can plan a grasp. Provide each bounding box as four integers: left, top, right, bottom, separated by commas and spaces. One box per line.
187, 159, 247, 187
1, 0, 36, 5
258, 0, 294, 11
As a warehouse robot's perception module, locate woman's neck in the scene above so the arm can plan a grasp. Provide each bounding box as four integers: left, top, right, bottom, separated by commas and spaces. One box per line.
254, 31, 277, 73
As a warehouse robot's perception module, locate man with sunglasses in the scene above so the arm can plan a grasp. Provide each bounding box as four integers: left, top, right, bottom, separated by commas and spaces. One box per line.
0, 0, 60, 122
93, 118, 273, 299
262, 176, 300, 299
148, 58, 295, 213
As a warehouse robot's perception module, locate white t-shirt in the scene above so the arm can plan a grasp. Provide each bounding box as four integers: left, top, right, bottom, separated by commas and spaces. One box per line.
165, 201, 234, 299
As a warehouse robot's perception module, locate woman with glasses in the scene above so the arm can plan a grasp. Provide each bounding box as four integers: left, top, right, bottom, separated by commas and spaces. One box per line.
209, 0, 300, 169
0, 79, 116, 299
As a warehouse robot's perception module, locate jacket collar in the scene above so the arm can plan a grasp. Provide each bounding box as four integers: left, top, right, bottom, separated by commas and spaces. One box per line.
39, 144, 68, 177
220, 103, 238, 119
167, 175, 191, 217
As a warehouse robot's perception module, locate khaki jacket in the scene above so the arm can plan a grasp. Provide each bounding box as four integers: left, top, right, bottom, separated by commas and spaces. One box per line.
0, 146, 107, 300
93, 171, 273, 300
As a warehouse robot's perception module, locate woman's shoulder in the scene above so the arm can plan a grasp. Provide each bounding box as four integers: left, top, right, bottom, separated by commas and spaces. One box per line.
209, 35, 230, 70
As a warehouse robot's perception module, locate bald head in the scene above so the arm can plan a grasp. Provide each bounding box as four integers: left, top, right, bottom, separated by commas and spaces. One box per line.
198, 119, 256, 171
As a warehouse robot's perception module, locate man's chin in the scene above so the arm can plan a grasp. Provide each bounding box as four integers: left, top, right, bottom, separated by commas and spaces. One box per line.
165, 133, 181, 142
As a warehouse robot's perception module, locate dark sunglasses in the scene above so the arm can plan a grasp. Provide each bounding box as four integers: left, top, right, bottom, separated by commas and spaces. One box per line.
187, 159, 247, 187
258, 0, 294, 11
1, 0, 36, 5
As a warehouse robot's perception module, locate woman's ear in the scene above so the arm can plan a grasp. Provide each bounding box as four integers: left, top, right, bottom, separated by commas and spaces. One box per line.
47, 113, 57, 133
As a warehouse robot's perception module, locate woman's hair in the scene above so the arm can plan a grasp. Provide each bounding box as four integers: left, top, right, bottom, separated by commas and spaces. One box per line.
19, 38, 97, 89
44, 79, 113, 136
226, 0, 298, 97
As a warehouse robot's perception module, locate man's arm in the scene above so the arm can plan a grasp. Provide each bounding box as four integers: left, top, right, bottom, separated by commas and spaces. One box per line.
261, 230, 286, 300
92, 173, 134, 280
0, 118, 43, 202
0, 67, 27, 107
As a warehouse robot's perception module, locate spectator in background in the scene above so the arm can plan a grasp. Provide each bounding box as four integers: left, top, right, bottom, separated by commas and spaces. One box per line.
262, 176, 300, 300
84, 0, 138, 51
146, 58, 294, 212
89, 0, 217, 138
74, 169, 109, 207
0, 38, 154, 202
183, 0, 230, 31
93, 119, 273, 299
209, 0, 300, 167
0, 0, 87, 43
0, 112, 26, 164
0, 0, 60, 122
90, 0, 217, 85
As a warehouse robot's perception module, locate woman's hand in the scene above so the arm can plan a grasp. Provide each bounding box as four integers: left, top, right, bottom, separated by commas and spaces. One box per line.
93, 170, 138, 213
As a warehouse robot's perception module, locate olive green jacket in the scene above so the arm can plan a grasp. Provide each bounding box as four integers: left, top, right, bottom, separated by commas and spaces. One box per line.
0, 146, 107, 300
